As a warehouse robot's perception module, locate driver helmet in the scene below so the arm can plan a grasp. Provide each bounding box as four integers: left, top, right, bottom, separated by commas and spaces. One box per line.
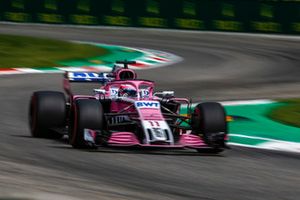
118, 85, 137, 97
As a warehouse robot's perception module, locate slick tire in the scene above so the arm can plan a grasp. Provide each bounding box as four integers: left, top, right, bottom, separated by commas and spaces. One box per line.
192, 102, 227, 152
69, 99, 103, 149
29, 91, 66, 139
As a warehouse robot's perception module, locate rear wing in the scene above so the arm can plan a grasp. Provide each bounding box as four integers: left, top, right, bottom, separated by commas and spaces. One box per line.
63, 71, 114, 96
63, 60, 137, 96
64, 71, 113, 83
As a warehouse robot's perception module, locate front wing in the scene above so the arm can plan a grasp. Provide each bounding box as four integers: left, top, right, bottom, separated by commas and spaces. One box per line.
84, 129, 211, 149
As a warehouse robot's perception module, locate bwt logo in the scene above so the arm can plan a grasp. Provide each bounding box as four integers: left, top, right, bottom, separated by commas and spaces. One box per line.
136, 101, 160, 108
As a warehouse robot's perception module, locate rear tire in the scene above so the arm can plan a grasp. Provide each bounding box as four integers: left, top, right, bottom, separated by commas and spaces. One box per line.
191, 102, 227, 152
69, 99, 103, 149
29, 91, 66, 139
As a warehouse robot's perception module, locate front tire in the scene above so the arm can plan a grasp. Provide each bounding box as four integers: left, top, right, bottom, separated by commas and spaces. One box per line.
191, 102, 227, 152
69, 99, 103, 149
29, 91, 66, 139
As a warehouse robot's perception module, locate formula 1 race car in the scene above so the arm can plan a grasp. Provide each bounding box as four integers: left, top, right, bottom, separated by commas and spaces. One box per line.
29, 61, 228, 153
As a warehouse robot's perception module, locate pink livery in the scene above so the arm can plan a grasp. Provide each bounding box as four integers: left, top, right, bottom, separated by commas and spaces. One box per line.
29, 61, 228, 153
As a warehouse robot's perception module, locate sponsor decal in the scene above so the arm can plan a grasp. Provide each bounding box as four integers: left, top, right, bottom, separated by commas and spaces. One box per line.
152, 128, 166, 140
67, 72, 111, 82
135, 101, 160, 108
139, 89, 150, 98
68, 72, 100, 79
110, 115, 130, 124
110, 88, 119, 98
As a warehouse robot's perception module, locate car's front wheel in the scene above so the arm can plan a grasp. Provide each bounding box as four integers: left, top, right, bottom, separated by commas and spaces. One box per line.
69, 99, 103, 149
191, 102, 227, 152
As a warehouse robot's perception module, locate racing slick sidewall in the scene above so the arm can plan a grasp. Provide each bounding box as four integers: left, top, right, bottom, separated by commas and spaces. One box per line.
69, 99, 103, 148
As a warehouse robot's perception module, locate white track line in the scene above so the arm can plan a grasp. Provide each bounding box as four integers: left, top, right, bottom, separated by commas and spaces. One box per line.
220, 99, 275, 106
230, 134, 291, 143
229, 134, 300, 153
229, 142, 300, 153
184, 99, 275, 107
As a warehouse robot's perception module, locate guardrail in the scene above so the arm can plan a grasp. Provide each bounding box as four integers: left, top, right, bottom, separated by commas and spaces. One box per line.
0, 0, 299, 34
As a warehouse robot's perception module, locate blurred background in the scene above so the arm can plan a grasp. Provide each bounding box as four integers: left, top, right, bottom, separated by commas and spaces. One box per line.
1, 1, 300, 200
0, 0, 299, 34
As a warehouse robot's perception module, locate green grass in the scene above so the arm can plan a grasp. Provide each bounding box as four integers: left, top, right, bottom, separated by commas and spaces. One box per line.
268, 98, 300, 128
0, 34, 108, 68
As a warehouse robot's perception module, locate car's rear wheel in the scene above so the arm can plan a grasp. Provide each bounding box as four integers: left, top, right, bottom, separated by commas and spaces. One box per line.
191, 102, 227, 152
69, 99, 103, 149
29, 91, 66, 139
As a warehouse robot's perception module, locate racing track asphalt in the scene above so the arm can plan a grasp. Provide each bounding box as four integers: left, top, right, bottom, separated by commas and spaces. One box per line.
0, 24, 300, 200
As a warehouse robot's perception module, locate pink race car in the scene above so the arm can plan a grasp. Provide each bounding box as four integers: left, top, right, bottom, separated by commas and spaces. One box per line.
29, 61, 228, 153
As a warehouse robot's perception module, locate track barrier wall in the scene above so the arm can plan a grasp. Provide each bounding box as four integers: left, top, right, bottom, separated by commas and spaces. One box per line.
0, 0, 300, 34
